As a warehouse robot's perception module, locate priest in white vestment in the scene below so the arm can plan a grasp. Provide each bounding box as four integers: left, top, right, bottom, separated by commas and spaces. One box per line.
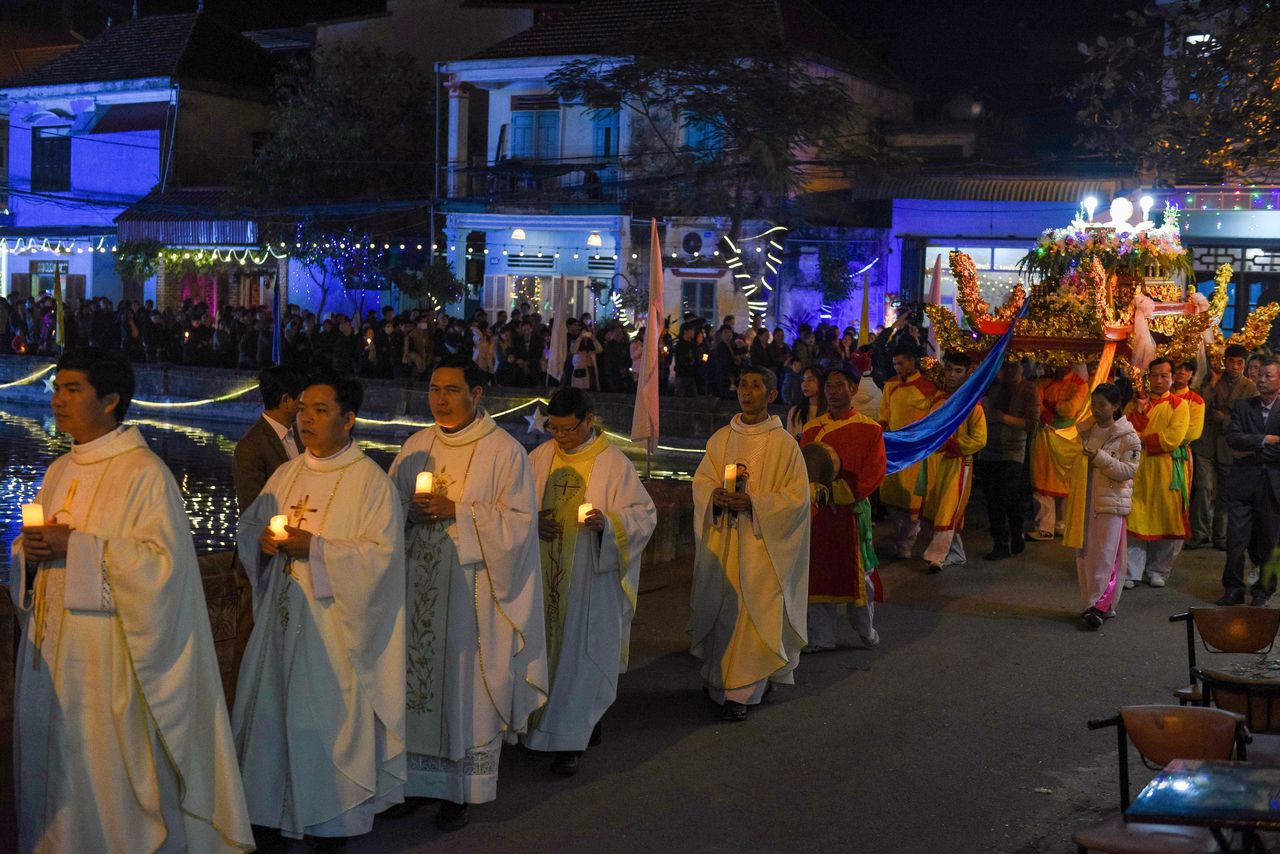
10, 348, 253, 854
388, 355, 549, 831
233, 374, 407, 848
525, 387, 656, 775
690, 366, 811, 722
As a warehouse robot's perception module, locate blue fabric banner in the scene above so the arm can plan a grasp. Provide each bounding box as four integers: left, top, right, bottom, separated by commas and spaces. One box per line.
883, 319, 1019, 475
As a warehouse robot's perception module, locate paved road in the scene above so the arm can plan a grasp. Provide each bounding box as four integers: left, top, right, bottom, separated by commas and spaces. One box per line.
351, 525, 1255, 854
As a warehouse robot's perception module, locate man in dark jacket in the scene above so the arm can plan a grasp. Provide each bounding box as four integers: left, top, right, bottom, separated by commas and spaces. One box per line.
1216, 358, 1280, 606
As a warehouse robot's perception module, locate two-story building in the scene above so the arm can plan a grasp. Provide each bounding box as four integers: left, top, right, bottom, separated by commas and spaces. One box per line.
435, 0, 916, 330
0, 13, 275, 306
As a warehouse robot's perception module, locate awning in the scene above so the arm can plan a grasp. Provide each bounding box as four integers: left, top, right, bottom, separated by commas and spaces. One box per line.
116, 187, 257, 246
72, 101, 169, 135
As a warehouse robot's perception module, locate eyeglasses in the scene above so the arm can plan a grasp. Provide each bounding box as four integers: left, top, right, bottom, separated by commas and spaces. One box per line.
546, 418, 585, 435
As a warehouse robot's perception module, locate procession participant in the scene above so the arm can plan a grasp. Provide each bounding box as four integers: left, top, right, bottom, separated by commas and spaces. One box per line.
1189, 347, 1253, 550
11, 347, 252, 853
233, 372, 406, 851
1124, 358, 1192, 588
877, 343, 936, 558
975, 360, 1040, 561
233, 364, 306, 512
525, 387, 656, 774
388, 354, 548, 829
690, 366, 810, 722
802, 366, 887, 651
1168, 359, 1206, 560
1027, 365, 1089, 540
1070, 383, 1142, 628
919, 352, 987, 574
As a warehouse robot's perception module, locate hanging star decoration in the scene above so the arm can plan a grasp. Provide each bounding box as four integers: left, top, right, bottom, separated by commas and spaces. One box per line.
43, 374, 56, 393
525, 406, 548, 435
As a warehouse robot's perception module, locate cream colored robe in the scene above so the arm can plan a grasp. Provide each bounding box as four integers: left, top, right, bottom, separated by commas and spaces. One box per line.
689, 415, 811, 693
389, 412, 549, 803
524, 432, 657, 751
9, 426, 252, 854
233, 442, 407, 839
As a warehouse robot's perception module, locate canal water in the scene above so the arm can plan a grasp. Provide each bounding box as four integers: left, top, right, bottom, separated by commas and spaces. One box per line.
1, 401, 698, 581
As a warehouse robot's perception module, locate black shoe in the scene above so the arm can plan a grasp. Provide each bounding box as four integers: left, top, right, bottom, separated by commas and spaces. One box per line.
1010, 535, 1025, 555
1251, 592, 1271, 608
589, 722, 603, 747
1184, 539, 1207, 551
552, 751, 581, 776
436, 801, 469, 832
984, 546, 1011, 561
927, 563, 943, 574
380, 797, 430, 820
721, 701, 749, 722
251, 826, 287, 854
1082, 607, 1104, 629
1216, 590, 1246, 606
310, 838, 348, 853
1213, 541, 1227, 552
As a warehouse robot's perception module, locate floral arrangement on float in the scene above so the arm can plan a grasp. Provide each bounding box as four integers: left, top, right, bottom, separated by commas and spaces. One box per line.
924, 196, 1280, 370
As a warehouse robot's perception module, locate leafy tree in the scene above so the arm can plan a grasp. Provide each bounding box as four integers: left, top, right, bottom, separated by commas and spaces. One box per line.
114, 240, 163, 297
1064, 2, 1280, 182
546, 0, 871, 237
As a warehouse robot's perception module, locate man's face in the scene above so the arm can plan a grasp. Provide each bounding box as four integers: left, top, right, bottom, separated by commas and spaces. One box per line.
943, 362, 968, 391
1001, 363, 1022, 384
51, 369, 118, 440
824, 373, 853, 414
1173, 365, 1194, 388
547, 411, 595, 451
296, 384, 353, 454
429, 367, 481, 430
1248, 359, 1262, 382
1257, 364, 1279, 397
681, 327, 694, 341
737, 372, 777, 417
1147, 363, 1173, 397
892, 354, 916, 380
1224, 356, 1246, 380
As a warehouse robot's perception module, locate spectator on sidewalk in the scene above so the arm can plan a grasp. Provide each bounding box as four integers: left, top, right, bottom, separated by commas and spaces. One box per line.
976, 360, 1040, 561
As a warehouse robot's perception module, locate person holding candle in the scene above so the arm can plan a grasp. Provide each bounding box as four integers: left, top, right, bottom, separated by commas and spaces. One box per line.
524, 387, 656, 774
690, 366, 811, 722
10, 347, 253, 853
233, 372, 407, 851
387, 353, 548, 830
801, 365, 888, 652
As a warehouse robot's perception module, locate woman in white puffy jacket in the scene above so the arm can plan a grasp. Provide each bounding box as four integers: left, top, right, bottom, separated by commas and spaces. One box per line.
1076, 382, 1142, 629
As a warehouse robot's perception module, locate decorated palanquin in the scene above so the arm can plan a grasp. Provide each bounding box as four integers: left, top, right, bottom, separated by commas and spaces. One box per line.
924, 199, 1280, 375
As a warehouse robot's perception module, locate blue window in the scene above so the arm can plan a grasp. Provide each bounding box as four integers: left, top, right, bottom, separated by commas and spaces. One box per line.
681, 279, 716, 323
32, 126, 70, 192
683, 117, 721, 163
510, 110, 560, 160
592, 110, 619, 159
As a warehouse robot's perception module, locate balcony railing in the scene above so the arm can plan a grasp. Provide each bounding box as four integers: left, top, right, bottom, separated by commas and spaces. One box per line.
443, 158, 624, 207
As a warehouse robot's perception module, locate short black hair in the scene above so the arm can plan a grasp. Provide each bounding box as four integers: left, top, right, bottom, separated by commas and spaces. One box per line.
547, 387, 593, 419
1148, 357, 1173, 374
434, 352, 487, 390
1248, 353, 1264, 364
738, 365, 777, 392
304, 371, 363, 416
825, 364, 861, 386
258, 365, 307, 410
56, 347, 135, 423
1178, 359, 1197, 373
1225, 343, 1250, 360
1091, 382, 1123, 408
891, 342, 920, 361
943, 351, 972, 368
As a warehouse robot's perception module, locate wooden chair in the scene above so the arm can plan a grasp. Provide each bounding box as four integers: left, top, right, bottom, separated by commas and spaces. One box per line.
1072, 705, 1247, 854
1198, 667, 1280, 765
1169, 608, 1280, 705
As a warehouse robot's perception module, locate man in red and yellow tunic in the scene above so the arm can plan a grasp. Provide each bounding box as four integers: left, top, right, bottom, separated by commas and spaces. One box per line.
920, 352, 987, 573
1028, 366, 1089, 540
801, 365, 887, 651
1125, 357, 1191, 588
1169, 359, 1206, 559
877, 343, 936, 558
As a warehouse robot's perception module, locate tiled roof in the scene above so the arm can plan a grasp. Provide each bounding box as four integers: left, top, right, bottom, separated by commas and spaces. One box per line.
466, 0, 900, 85
1, 14, 274, 94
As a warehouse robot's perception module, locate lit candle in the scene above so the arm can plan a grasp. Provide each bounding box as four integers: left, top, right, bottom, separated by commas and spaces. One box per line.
21, 503, 44, 528
269, 514, 289, 540
415, 471, 434, 494
701, 353, 709, 363
723, 464, 738, 493
578, 503, 593, 525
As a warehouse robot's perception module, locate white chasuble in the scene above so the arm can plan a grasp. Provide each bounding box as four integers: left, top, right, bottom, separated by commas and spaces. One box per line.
390, 411, 549, 803
524, 432, 657, 752
233, 442, 406, 839
689, 415, 811, 693
9, 426, 252, 854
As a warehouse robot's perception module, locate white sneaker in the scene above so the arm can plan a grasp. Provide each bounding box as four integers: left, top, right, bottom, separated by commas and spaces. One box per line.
1123, 580, 1136, 589
860, 629, 880, 648
1148, 576, 1167, 588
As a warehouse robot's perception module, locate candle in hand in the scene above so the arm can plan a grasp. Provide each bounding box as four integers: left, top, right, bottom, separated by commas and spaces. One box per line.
578, 503, 593, 525
415, 471, 434, 494
723, 464, 738, 493
269, 515, 289, 540
21, 503, 44, 529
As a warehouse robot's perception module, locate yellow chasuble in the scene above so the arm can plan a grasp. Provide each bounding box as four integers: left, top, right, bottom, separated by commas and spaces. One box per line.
920, 394, 987, 530
1125, 393, 1191, 540
1030, 375, 1089, 497
878, 370, 937, 512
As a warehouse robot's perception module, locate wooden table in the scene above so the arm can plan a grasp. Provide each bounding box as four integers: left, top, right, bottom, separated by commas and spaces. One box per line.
1126, 759, 1280, 851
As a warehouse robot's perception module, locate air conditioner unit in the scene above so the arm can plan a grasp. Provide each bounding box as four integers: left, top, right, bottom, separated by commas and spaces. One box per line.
673, 227, 718, 257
